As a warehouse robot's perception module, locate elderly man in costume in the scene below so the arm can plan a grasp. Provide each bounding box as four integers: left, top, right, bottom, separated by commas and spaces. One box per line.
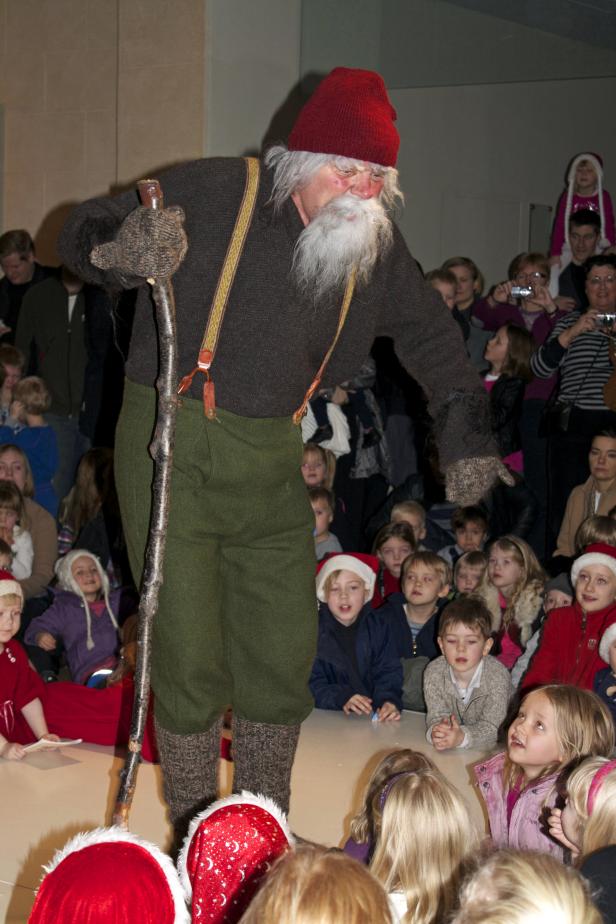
59, 68, 504, 833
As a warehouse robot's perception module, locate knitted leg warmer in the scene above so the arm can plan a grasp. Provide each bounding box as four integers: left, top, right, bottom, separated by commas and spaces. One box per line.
231, 716, 300, 815
155, 717, 222, 847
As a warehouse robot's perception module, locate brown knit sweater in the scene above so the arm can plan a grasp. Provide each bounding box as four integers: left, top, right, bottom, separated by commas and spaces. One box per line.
58, 157, 495, 470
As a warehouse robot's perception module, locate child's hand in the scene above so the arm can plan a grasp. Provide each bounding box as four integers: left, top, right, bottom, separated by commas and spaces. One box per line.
431, 714, 464, 750
39, 733, 60, 747
9, 399, 24, 421
0, 740, 26, 760
547, 807, 580, 856
36, 632, 57, 651
376, 702, 400, 722
343, 694, 373, 716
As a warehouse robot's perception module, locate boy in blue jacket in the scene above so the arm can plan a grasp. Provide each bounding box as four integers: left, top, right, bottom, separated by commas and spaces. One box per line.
310, 553, 402, 721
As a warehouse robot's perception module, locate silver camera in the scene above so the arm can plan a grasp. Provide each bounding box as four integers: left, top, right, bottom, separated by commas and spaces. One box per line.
595, 313, 616, 333
511, 285, 532, 298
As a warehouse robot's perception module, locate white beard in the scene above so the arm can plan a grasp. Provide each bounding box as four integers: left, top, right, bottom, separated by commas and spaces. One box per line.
292, 193, 393, 303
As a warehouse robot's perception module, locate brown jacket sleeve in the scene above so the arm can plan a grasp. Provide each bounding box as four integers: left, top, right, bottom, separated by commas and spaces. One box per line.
21, 498, 58, 599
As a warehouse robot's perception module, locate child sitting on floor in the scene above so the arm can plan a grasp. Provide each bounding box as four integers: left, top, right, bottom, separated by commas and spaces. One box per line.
438, 506, 488, 567
308, 486, 342, 560
310, 554, 402, 722
0, 480, 33, 580
522, 543, 616, 691
24, 549, 121, 685
474, 684, 614, 858
372, 521, 416, 606
424, 597, 512, 751
453, 550, 487, 596
0, 570, 59, 759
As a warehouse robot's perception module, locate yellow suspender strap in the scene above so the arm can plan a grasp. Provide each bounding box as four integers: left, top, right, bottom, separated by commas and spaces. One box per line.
292, 267, 357, 425
178, 156, 260, 418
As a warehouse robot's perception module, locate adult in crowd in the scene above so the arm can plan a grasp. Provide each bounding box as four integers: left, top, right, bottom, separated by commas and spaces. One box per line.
552, 209, 603, 310
441, 255, 490, 370
531, 254, 616, 552
58, 67, 505, 835
473, 251, 569, 557
15, 265, 113, 504
0, 230, 57, 343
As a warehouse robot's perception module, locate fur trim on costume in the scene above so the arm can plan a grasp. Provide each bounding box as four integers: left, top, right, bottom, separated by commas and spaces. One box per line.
572, 543, 616, 585
476, 581, 543, 646
177, 791, 294, 900
39, 825, 189, 923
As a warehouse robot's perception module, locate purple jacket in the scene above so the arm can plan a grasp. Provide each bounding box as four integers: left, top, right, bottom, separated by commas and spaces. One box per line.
474, 751, 564, 859
24, 588, 121, 683
472, 300, 566, 401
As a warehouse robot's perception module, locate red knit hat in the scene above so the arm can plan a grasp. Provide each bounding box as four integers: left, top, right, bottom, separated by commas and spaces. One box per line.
27, 827, 189, 923
288, 67, 399, 167
178, 792, 294, 923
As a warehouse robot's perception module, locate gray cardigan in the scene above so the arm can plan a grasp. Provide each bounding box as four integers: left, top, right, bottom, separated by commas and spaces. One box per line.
424, 655, 512, 750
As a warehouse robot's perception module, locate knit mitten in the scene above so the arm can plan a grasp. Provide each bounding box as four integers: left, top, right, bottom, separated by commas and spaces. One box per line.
155, 717, 222, 847
231, 716, 300, 816
445, 456, 514, 506
90, 205, 188, 281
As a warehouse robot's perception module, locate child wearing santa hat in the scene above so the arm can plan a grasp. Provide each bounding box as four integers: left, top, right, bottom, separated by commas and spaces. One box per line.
309, 553, 402, 721
0, 569, 59, 759
521, 543, 616, 691
594, 622, 616, 728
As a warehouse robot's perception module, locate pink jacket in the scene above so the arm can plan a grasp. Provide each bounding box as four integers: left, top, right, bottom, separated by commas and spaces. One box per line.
474, 752, 564, 859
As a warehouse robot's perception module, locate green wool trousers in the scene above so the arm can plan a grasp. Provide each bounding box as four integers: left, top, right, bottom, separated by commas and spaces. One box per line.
115, 379, 317, 735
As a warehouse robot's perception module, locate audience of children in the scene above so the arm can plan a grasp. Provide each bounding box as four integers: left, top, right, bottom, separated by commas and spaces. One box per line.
424, 597, 512, 750
372, 521, 416, 606
474, 684, 614, 858
522, 543, 616, 690
438, 506, 488, 567
475, 535, 545, 669
0, 479, 32, 579
308, 486, 343, 560
300, 441, 353, 550
310, 554, 402, 720
0, 376, 59, 516
24, 549, 121, 685
453, 550, 487, 596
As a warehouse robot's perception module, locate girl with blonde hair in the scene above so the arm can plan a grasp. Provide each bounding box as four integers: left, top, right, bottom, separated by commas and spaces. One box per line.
344, 748, 438, 863
475, 535, 545, 668
549, 756, 616, 859
452, 849, 602, 924
239, 844, 393, 924
475, 685, 615, 859
369, 769, 477, 924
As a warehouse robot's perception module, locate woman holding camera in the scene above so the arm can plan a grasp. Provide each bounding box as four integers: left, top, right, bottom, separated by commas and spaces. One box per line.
531, 254, 616, 555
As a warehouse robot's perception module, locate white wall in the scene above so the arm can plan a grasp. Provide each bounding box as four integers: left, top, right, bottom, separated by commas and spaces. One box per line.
391, 76, 616, 286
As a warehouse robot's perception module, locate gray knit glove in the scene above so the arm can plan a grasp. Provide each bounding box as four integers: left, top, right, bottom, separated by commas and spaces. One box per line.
90, 205, 188, 280
445, 456, 515, 506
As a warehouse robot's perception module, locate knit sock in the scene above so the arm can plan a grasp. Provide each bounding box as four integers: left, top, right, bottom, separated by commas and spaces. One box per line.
155, 716, 222, 848
231, 716, 300, 815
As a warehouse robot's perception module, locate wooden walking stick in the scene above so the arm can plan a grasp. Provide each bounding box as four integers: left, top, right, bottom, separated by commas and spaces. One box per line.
112, 179, 182, 828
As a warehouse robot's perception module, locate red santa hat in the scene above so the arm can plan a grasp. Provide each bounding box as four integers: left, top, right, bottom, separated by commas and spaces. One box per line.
0, 568, 22, 601
177, 792, 294, 923
315, 552, 379, 602
571, 543, 616, 586
288, 67, 399, 167
27, 826, 189, 923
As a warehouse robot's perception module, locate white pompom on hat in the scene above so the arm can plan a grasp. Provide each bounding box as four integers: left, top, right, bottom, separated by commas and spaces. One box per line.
599, 623, 616, 664
571, 543, 616, 586
315, 553, 379, 602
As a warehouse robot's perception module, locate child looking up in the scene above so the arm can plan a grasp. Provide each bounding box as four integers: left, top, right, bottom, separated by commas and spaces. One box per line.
0, 376, 58, 516
483, 323, 534, 475
372, 521, 416, 606
522, 543, 616, 691
594, 624, 616, 728
25, 549, 121, 685
308, 486, 342, 560
369, 769, 478, 924
475, 684, 614, 858
476, 536, 545, 670
0, 480, 32, 579
344, 748, 438, 864
453, 550, 487, 596
310, 554, 402, 721
424, 597, 512, 751
439, 506, 488, 567
551, 153, 614, 263
0, 570, 58, 759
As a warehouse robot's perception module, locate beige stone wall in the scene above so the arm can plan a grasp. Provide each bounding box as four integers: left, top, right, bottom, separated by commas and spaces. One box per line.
0, 0, 204, 264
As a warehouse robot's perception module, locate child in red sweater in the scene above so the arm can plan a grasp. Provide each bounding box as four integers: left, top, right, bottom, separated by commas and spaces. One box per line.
522, 543, 616, 691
